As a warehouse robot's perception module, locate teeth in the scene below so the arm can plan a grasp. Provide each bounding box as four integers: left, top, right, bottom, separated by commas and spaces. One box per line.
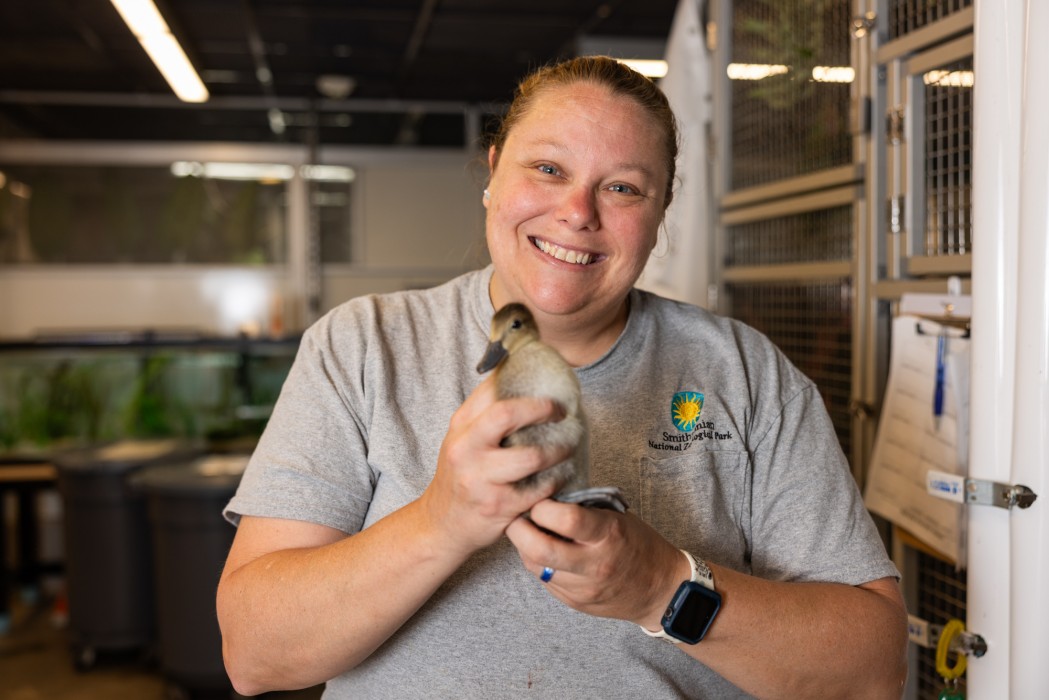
534, 238, 593, 265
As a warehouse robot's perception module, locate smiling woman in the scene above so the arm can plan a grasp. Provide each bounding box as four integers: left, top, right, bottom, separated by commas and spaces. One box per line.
216, 56, 906, 700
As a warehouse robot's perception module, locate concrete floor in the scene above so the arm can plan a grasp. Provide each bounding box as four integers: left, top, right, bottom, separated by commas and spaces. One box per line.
0, 592, 323, 700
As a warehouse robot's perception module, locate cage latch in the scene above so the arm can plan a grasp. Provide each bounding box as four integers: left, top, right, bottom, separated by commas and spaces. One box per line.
927, 470, 1039, 510
908, 615, 987, 657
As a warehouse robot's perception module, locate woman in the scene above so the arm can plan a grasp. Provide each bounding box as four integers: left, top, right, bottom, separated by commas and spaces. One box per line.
217, 56, 907, 699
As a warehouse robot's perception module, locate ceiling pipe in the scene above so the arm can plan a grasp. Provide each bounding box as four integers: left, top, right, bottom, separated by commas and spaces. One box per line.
241, 0, 285, 135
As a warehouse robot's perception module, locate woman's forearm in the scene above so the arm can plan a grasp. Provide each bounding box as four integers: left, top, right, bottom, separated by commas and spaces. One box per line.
216, 500, 469, 696
680, 568, 908, 700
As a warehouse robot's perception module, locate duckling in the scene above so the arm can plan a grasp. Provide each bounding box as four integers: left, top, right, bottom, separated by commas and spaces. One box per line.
477, 303, 626, 512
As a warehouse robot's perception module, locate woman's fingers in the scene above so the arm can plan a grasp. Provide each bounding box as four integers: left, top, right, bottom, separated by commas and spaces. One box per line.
420, 379, 575, 553
507, 503, 685, 624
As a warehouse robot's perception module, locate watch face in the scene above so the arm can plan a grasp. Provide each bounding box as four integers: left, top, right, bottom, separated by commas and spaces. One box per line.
664, 581, 721, 644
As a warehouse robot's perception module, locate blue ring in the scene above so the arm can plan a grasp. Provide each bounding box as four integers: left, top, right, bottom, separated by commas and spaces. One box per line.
540, 566, 555, 583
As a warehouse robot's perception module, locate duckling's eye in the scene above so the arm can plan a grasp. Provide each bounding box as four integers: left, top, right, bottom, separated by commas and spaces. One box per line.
511, 319, 523, 329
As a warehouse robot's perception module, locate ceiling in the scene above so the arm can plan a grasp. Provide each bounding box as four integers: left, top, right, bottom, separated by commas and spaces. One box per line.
0, 0, 678, 148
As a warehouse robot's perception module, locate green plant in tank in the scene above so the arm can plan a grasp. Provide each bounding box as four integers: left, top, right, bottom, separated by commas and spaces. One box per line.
52, 362, 104, 441
123, 354, 194, 438
9, 361, 103, 448
0, 374, 17, 449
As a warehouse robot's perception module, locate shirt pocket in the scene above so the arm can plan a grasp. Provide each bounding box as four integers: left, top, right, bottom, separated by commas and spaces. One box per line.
638, 450, 750, 571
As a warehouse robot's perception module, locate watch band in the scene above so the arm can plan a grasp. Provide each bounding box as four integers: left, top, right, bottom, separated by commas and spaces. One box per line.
640, 550, 714, 643
682, 550, 715, 591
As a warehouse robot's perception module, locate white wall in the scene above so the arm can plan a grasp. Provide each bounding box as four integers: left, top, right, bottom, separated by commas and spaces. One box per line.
320, 156, 490, 310
357, 162, 487, 270
0, 266, 286, 338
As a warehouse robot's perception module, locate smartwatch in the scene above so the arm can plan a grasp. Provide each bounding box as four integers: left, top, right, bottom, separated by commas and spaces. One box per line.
640, 550, 721, 645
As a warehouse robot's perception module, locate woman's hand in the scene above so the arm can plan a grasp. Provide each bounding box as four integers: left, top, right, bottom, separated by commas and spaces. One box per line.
505, 499, 687, 628
419, 375, 574, 557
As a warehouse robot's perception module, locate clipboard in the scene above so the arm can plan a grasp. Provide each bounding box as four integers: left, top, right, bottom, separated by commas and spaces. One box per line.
863, 287, 971, 567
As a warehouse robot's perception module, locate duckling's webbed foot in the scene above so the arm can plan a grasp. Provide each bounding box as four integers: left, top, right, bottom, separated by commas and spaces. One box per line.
554, 486, 628, 513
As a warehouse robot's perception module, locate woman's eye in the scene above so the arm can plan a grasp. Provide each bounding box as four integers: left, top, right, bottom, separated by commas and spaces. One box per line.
608, 183, 638, 195
537, 164, 559, 176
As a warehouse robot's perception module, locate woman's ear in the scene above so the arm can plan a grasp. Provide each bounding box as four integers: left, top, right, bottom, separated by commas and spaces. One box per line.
487, 144, 498, 174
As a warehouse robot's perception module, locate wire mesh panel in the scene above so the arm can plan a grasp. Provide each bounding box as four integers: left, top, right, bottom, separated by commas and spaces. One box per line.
923, 57, 973, 257
888, 0, 973, 40
728, 205, 852, 266
730, 0, 852, 189
915, 551, 968, 698
727, 281, 853, 457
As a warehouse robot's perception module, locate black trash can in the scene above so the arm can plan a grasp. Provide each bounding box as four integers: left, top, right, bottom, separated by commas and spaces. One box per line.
132, 453, 248, 695
54, 439, 202, 669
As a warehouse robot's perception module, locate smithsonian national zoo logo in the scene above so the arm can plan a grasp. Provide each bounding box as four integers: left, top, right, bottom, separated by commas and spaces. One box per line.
648, 391, 735, 452
672, 392, 705, 431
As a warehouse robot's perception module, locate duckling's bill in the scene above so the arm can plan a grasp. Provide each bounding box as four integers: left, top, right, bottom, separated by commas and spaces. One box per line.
476, 340, 509, 373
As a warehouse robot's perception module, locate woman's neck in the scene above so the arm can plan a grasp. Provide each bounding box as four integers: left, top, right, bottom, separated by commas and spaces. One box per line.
485, 272, 631, 367
532, 298, 630, 367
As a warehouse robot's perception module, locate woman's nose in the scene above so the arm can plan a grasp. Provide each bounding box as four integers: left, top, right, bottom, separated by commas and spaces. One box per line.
556, 185, 599, 231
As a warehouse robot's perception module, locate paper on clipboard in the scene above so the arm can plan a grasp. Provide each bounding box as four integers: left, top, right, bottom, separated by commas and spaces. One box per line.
863, 311, 971, 565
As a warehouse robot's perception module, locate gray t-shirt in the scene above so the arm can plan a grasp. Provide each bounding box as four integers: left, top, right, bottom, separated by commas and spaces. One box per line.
225, 266, 898, 699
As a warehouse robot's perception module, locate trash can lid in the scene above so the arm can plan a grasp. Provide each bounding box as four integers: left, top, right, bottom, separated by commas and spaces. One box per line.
131, 453, 250, 495
53, 439, 203, 474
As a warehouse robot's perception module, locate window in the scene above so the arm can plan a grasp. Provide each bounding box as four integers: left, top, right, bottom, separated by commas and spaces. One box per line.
0, 164, 288, 265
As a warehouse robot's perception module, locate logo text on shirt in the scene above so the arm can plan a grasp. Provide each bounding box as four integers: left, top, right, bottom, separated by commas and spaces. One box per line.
649, 391, 734, 451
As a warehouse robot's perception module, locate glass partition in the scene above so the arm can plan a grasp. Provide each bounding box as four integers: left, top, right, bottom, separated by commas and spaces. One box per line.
0, 162, 356, 266
0, 165, 288, 265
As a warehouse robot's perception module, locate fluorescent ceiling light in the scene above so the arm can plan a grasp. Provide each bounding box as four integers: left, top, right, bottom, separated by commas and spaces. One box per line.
110, 0, 209, 103
726, 63, 789, 80
171, 162, 356, 183
923, 70, 974, 88
811, 66, 855, 83
300, 165, 356, 183
726, 63, 856, 83
171, 162, 293, 181
618, 59, 669, 79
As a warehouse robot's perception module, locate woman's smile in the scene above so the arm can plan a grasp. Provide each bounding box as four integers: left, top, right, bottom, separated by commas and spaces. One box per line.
530, 236, 601, 266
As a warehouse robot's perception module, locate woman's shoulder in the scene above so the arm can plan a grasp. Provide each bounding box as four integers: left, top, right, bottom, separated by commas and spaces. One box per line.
638, 289, 772, 346
636, 289, 814, 392
302, 268, 489, 360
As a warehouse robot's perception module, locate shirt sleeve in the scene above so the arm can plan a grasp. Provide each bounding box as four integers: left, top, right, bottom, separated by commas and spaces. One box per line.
746, 362, 899, 585
224, 308, 376, 534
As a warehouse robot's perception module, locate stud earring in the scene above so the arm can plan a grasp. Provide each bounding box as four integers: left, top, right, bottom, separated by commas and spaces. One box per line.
483, 189, 491, 201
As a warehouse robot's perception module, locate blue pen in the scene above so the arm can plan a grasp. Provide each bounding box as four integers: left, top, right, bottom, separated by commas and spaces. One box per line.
933, 331, 946, 430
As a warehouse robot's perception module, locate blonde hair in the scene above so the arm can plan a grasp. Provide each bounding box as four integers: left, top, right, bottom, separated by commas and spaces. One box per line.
489, 55, 679, 208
